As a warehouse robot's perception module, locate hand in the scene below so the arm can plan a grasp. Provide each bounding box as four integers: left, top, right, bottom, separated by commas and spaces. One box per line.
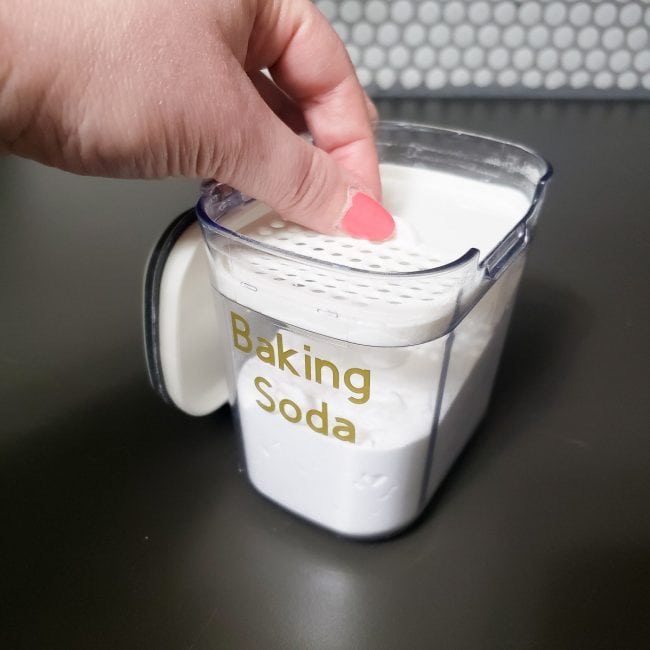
0, 0, 394, 239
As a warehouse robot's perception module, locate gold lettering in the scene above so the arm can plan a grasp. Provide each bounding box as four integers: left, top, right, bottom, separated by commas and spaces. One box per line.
344, 367, 371, 404
279, 398, 301, 423
303, 345, 312, 381
333, 417, 356, 443
276, 334, 299, 376
254, 376, 274, 412
231, 312, 252, 352
315, 358, 340, 389
255, 337, 275, 365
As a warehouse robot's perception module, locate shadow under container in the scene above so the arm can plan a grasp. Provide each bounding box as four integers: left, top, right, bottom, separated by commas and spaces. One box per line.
196, 122, 552, 539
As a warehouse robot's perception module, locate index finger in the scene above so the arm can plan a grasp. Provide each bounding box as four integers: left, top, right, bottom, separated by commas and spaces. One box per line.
253, 0, 382, 199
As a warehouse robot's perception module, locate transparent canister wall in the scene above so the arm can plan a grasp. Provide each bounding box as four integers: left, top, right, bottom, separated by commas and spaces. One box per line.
197, 122, 551, 537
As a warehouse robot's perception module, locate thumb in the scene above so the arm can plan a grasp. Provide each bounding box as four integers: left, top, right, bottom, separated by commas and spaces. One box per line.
212, 80, 395, 241
261, 126, 395, 241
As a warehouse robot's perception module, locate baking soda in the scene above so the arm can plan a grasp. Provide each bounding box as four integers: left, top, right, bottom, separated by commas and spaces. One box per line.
211, 164, 531, 536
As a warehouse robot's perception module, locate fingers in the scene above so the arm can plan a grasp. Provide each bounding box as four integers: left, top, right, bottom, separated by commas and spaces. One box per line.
210, 67, 393, 241
250, 72, 377, 148
207, 0, 392, 239
363, 91, 379, 127
256, 0, 382, 200
249, 70, 306, 134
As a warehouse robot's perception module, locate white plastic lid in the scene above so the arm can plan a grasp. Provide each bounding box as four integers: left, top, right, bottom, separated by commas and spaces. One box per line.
143, 211, 228, 416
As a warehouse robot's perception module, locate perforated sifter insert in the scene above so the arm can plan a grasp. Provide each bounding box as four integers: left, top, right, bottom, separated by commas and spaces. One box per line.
241, 213, 443, 273
204, 163, 532, 346
211, 213, 471, 346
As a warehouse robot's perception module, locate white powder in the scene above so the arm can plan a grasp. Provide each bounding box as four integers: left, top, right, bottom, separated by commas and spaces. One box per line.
212, 164, 530, 537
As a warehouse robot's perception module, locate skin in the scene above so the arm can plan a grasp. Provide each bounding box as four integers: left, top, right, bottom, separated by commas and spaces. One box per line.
0, 0, 386, 235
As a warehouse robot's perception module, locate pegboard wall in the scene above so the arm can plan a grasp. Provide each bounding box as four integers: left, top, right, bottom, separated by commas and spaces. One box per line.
315, 1, 650, 97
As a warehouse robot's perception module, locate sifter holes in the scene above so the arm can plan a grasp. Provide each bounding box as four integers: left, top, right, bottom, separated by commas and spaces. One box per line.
233, 214, 462, 317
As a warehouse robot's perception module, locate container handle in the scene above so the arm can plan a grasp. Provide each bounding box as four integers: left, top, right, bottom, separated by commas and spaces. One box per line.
483, 223, 528, 280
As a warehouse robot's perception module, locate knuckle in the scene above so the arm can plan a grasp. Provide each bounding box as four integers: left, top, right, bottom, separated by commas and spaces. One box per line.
280, 147, 330, 218
203, 121, 248, 182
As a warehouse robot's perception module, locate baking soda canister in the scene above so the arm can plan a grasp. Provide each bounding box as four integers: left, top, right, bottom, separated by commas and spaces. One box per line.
196, 122, 552, 538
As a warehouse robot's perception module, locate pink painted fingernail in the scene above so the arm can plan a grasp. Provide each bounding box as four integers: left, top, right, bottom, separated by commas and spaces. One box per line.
339, 192, 395, 241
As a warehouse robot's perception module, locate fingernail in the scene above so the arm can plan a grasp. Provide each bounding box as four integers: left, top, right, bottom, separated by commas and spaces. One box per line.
339, 192, 395, 241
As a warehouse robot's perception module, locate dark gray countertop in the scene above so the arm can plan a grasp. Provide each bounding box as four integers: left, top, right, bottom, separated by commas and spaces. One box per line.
1, 100, 649, 649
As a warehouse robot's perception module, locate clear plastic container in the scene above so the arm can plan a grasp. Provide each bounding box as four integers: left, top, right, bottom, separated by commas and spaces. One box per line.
196, 122, 551, 538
